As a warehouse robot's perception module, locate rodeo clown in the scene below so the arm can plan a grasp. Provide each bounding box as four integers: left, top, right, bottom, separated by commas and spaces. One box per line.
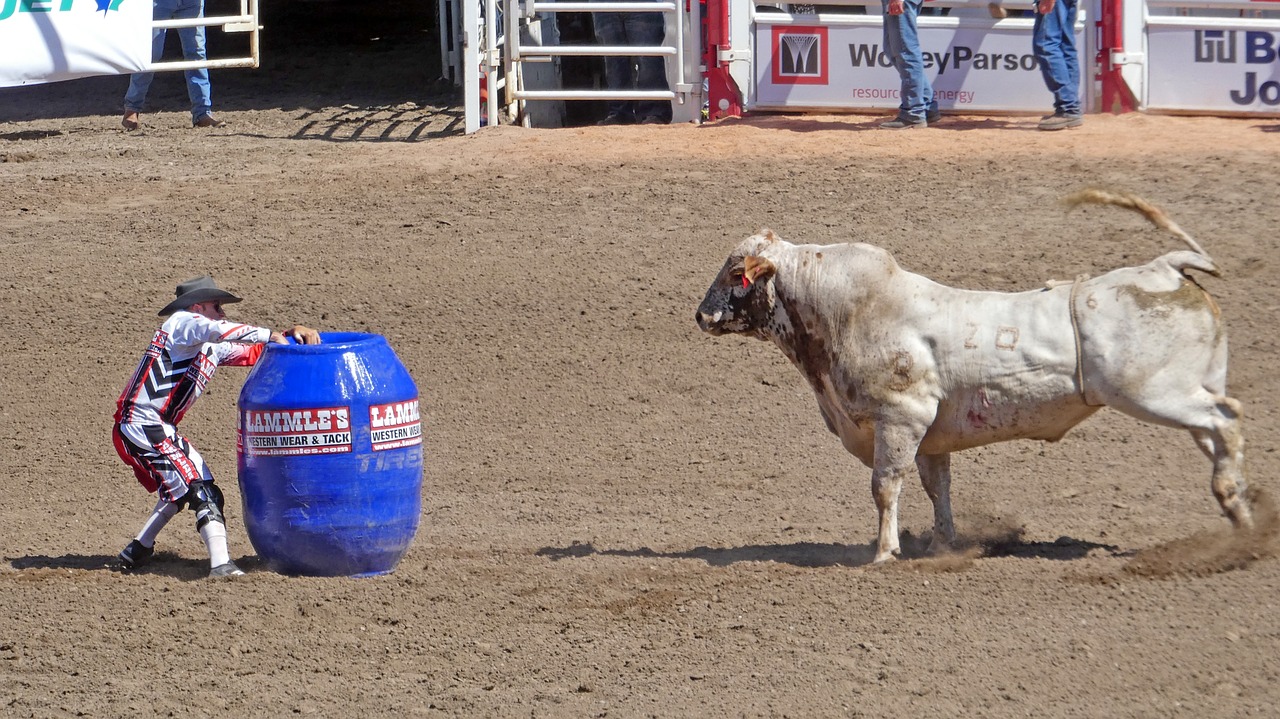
113, 276, 320, 577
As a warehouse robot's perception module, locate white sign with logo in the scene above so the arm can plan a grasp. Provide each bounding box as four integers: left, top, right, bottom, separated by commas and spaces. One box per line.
369, 399, 423, 452
753, 16, 1085, 112
1147, 24, 1280, 113
0, 0, 151, 87
241, 407, 354, 457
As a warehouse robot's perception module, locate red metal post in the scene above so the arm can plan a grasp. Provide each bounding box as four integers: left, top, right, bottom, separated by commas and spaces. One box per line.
703, 0, 743, 120
1096, 0, 1137, 113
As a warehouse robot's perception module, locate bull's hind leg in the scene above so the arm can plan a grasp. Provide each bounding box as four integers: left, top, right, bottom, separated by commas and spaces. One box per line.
917, 453, 956, 554
1191, 395, 1252, 528
1110, 388, 1251, 529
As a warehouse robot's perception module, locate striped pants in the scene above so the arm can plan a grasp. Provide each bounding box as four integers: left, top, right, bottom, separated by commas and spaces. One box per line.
113, 423, 212, 502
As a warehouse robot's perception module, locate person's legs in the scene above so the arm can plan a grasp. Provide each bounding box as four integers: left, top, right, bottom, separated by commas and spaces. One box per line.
123, 63, 158, 115
119, 498, 180, 569
1061, 0, 1081, 111
881, 3, 907, 114
115, 424, 241, 576
135, 499, 181, 547
187, 478, 242, 576
122, 3, 173, 117
114, 423, 198, 569
592, 10, 635, 122
1033, 0, 1081, 116
115, 424, 201, 502
881, 0, 935, 125
173, 0, 213, 122
629, 11, 670, 122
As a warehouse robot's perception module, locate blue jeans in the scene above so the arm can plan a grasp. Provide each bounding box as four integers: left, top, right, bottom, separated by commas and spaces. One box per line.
1033, 0, 1081, 115
123, 0, 212, 122
881, 0, 936, 122
592, 7, 671, 122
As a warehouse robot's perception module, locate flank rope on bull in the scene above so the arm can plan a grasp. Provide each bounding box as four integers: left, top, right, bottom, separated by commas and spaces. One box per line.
1048, 273, 1101, 407
1067, 274, 1102, 407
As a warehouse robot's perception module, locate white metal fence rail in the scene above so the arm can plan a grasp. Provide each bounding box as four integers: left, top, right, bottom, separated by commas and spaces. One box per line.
509, 0, 680, 107
1142, 0, 1280, 114
504, 0, 698, 127
440, 0, 515, 129
149, 0, 262, 72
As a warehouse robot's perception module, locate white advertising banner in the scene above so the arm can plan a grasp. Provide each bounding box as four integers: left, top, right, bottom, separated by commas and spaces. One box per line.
0, 0, 151, 87
753, 17, 1085, 112
1147, 24, 1280, 113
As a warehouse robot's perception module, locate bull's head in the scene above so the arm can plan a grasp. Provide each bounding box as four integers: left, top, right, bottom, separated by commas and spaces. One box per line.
696, 230, 780, 337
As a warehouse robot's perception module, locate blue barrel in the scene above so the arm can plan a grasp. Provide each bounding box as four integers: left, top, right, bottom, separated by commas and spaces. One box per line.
236, 332, 423, 577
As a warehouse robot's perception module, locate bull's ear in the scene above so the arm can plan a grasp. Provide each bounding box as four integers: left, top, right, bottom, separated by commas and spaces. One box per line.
743, 255, 776, 285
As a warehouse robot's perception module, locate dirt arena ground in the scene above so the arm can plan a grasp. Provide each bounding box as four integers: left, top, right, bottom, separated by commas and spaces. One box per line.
3, 7, 1280, 716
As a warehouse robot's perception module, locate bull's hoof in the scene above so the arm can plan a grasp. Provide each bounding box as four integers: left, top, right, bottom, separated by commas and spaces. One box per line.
871, 551, 899, 565
1225, 498, 1255, 530
1230, 511, 1255, 531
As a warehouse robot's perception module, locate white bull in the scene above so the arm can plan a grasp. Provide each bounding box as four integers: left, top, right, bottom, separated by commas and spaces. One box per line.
695, 190, 1251, 564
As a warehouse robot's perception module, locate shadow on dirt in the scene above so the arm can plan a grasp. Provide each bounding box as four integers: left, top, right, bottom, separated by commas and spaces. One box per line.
706, 113, 1031, 134
8, 554, 119, 571
286, 100, 464, 142
980, 535, 1126, 560
538, 541, 877, 567
536, 532, 1125, 569
0, 130, 65, 142
8, 552, 264, 582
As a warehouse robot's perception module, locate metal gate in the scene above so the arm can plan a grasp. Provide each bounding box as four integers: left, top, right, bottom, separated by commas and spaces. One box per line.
442, 0, 704, 132
149, 0, 263, 73
1137, 0, 1280, 115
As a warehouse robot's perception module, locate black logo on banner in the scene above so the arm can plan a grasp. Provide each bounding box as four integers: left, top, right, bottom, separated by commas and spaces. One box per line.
772, 26, 828, 85
1195, 30, 1237, 63
782, 34, 820, 76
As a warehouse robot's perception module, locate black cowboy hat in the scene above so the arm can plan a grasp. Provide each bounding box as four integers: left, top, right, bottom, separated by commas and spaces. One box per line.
158, 275, 243, 316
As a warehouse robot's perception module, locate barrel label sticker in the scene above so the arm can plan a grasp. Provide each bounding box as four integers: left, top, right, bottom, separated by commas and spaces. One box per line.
242, 407, 352, 456
369, 399, 422, 451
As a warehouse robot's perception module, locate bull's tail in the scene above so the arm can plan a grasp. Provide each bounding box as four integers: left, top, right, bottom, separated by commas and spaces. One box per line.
1064, 189, 1214, 266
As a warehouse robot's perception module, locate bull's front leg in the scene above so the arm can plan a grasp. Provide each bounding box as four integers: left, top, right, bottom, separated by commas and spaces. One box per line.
871, 421, 930, 564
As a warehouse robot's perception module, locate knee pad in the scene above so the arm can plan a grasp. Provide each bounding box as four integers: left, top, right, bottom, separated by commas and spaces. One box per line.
187, 481, 226, 531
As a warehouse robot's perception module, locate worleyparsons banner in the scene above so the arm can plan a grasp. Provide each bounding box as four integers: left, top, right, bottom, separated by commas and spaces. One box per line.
753, 17, 1085, 112
0, 0, 150, 87
1147, 26, 1280, 112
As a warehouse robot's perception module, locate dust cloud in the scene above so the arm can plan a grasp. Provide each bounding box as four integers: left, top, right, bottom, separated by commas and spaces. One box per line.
1124, 489, 1279, 579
